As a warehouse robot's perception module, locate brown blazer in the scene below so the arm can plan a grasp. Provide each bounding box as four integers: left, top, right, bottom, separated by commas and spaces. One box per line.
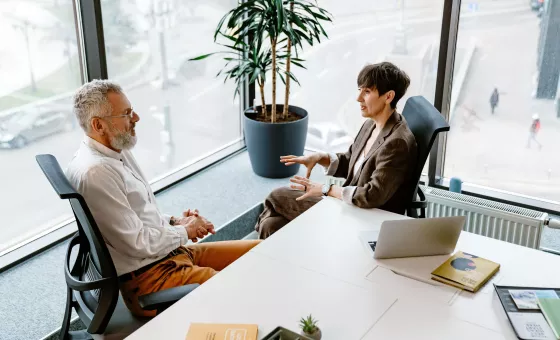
331, 111, 417, 213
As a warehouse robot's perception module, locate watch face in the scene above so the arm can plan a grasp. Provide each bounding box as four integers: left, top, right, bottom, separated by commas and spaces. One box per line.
322, 184, 329, 195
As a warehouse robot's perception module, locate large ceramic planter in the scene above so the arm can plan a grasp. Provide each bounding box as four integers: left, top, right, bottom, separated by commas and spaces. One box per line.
244, 104, 308, 178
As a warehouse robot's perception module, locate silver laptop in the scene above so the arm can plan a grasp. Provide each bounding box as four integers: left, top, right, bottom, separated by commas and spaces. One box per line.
360, 216, 465, 259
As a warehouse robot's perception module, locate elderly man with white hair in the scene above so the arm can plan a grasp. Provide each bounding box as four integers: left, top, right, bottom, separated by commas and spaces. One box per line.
66, 79, 260, 317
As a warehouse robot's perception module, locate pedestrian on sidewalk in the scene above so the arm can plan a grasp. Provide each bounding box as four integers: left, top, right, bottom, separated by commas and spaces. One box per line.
527, 113, 542, 150
490, 87, 499, 114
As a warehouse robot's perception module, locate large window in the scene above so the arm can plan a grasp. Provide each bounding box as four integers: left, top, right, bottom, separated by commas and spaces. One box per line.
100, 0, 241, 180
264, 0, 445, 155
444, 0, 560, 204
2, 0, 558, 265
0, 0, 243, 261
0, 1, 82, 253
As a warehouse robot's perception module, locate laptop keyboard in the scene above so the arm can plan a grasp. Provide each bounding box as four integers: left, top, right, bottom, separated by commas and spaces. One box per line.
368, 241, 377, 252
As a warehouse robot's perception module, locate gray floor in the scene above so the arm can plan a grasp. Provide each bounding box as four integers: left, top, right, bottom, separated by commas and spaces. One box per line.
0, 151, 324, 340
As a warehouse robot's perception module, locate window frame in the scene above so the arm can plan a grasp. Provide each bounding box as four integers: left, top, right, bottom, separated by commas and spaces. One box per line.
427, 0, 560, 215
0, 0, 252, 272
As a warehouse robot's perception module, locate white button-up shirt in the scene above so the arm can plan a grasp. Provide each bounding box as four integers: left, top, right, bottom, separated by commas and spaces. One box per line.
66, 137, 189, 275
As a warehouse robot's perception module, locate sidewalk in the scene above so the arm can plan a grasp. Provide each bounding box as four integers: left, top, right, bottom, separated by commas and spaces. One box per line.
445, 12, 560, 203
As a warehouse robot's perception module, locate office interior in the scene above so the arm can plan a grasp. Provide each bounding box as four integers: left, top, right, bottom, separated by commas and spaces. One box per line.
0, 0, 559, 339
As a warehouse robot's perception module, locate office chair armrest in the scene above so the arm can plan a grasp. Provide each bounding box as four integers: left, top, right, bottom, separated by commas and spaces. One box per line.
138, 284, 200, 312
410, 185, 427, 207
409, 200, 427, 209
407, 187, 428, 218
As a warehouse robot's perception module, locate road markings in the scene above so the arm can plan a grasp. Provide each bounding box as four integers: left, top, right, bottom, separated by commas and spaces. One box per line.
317, 69, 329, 79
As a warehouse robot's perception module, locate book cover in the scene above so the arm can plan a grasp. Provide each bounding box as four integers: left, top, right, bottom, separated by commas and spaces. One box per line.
186, 323, 258, 340
538, 298, 560, 339
509, 290, 558, 310
431, 251, 500, 292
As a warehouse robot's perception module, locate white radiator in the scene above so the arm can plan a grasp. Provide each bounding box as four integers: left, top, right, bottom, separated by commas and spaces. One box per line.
421, 186, 547, 249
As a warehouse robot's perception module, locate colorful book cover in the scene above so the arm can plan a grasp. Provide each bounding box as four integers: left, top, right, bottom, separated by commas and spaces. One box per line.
431, 251, 500, 292
509, 290, 558, 310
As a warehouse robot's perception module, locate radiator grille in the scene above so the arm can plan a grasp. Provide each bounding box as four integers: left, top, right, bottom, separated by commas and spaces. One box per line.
421, 186, 547, 249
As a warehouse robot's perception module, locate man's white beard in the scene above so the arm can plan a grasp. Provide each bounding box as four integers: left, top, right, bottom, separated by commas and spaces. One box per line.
107, 122, 137, 150
110, 132, 137, 150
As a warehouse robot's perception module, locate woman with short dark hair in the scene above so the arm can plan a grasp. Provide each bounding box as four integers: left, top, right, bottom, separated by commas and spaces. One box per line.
255, 62, 418, 239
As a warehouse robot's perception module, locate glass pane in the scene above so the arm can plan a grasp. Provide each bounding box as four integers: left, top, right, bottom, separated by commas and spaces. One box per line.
101, 0, 241, 180
445, 0, 560, 202
0, 1, 82, 252
265, 0, 445, 154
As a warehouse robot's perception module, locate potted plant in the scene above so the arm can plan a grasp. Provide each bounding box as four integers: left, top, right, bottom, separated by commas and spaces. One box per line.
299, 314, 321, 339
191, 0, 332, 178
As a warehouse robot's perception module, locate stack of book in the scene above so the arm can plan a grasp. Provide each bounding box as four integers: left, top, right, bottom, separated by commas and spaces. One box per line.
430, 251, 500, 293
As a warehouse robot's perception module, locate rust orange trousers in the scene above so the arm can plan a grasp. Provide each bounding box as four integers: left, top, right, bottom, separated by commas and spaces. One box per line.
119, 240, 261, 317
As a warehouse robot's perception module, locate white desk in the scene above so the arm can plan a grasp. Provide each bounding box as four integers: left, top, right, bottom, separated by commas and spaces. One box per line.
128, 198, 560, 340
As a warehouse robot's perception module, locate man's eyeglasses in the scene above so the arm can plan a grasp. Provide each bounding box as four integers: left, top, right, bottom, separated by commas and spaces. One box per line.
100, 108, 136, 120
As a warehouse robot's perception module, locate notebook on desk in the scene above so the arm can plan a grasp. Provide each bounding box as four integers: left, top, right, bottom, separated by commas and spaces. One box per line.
431, 251, 500, 292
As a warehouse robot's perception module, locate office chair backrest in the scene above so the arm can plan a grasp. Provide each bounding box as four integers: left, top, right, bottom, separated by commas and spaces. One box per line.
401, 96, 450, 208
36, 154, 118, 334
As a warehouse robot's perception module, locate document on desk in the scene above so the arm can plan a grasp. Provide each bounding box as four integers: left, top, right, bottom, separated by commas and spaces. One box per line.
508, 312, 556, 339
185, 323, 258, 340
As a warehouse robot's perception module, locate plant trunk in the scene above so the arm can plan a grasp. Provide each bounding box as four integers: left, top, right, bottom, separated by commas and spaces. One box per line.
283, 1, 295, 119
271, 38, 277, 123
258, 79, 267, 118
282, 38, 292, 120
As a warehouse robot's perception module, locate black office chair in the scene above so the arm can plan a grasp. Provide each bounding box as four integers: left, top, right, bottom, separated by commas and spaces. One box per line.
401, 96, 450, 218
36, 154, 199, 340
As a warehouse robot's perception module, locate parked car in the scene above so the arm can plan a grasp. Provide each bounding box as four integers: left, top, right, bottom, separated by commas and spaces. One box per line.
306, 122, 354, 153
529, 0, 545, 11
0, 106, 75, 149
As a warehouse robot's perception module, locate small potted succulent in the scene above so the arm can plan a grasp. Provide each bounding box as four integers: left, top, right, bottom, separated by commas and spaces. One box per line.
299, 314, 321, 340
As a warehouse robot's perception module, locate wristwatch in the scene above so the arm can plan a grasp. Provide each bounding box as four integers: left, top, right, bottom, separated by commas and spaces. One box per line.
322, 183, 333, 196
